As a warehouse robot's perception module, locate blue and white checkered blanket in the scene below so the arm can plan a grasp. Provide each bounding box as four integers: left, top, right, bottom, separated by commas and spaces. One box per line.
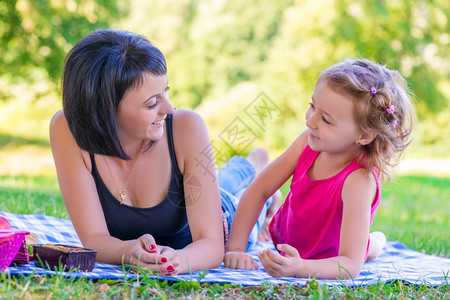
1, 211, 448, 287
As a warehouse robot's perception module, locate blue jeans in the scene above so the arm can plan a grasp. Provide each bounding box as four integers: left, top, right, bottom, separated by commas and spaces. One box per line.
218, 156, 272, 251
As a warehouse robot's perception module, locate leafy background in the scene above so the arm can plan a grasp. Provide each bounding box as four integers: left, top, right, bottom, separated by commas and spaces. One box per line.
0, 3, 448, 298
0, 0, 449, 174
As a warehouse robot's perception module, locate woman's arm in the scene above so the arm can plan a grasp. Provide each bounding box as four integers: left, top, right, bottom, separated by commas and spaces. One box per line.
258, 168, 377, 279
224, 130, 309, 269
169, 109, 224, 274
50, 111, 168, 273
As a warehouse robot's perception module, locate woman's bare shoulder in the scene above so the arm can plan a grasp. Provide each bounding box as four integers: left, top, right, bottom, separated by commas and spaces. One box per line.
49, 109, 91, 170
171, 109, 209, 142
172, 109, 206, 125
170, 109, 211, 172
49, 110, 73, 144
50, 110, 66, 129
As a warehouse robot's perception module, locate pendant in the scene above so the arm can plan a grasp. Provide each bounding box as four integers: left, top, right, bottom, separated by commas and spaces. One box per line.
120, 189, 126, 204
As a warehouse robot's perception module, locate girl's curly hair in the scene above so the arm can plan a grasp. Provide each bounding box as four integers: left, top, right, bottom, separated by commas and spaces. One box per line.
319, 58, 416, 181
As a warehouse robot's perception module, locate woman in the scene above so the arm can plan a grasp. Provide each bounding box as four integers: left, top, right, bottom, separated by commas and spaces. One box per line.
50, 29, 224, 275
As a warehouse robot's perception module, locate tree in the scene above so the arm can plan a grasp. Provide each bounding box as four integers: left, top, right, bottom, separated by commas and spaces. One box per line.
0, 0, 127, 100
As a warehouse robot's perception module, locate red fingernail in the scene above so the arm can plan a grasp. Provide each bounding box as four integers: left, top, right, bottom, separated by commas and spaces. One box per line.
149, 244, 156, 250
161, 257, 168, 263
166, 265, 174, 272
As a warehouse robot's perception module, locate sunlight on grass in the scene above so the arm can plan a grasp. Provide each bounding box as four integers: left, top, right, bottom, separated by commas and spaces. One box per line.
0, 83, 60, 141
0, 146, 56, 176
372, 175, 450, 257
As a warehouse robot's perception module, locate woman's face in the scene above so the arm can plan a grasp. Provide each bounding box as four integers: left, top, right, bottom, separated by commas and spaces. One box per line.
117, 72, 174, 142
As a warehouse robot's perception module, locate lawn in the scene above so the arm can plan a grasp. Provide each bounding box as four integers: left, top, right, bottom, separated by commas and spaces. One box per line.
0, 172, 448, 298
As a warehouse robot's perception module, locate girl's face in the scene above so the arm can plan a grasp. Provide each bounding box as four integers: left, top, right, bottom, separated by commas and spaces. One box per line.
305, 79, 361, 153
117, 73, 174, 142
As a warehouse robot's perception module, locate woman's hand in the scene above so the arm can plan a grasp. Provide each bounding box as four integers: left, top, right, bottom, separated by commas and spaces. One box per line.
126, 234, 174, 276
157, 246, 181, 275
257, 244, 302, 277
224, 251, 259, 270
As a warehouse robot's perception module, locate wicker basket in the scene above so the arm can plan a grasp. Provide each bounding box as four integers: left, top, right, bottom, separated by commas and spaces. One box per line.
0, 230, 29, 271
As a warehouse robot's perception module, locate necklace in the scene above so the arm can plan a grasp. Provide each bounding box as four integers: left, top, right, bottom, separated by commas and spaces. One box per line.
103, 142, 143, 204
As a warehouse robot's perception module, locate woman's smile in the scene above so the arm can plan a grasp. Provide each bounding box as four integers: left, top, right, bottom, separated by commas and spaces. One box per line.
151, 119, 165, 127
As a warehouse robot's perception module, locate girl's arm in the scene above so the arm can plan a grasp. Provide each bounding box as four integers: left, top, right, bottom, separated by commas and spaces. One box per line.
224, 130, 309, 269
168, 109, 224, 274
258, 168, 377, 279
50, 111, 169, 273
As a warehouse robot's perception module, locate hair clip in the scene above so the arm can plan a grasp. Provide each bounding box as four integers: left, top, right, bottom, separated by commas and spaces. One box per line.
391, 118, 398, 128
370, 87, 377, 95
386, 105, 395, 114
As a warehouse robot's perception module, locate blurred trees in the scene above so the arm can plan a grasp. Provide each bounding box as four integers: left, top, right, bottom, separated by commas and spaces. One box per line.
121, 0, 293, 109
0, 0, 128, 141
123, 0, 448, 156
250, 0, 450, 155
1, 0, 449, 157
0, 0, 126, 98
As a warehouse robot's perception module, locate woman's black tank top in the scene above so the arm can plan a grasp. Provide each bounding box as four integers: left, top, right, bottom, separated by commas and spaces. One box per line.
90, 114, 192, 249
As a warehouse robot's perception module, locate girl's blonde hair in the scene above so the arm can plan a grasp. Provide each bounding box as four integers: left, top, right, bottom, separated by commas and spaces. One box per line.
319, 58, 416, 181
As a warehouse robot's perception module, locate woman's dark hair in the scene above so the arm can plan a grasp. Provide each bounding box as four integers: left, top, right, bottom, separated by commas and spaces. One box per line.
62, 29, 167, 159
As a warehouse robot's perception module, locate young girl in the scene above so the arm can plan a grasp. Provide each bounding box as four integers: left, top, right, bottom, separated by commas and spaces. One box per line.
224, 58, 415, 279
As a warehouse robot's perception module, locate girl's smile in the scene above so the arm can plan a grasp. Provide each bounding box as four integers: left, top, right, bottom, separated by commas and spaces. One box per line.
308, 132, 320, 141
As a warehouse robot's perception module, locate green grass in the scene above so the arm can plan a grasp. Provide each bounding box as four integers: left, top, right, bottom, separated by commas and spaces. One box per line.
0, 175, 67, 218
1, 174, 449, 298
0, 273, 448, 299
373, 175, 449, 258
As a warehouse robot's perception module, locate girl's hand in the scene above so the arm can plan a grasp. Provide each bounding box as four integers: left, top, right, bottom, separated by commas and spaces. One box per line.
224, 251, 259, 270
127, 234, 173, 276
257, 244, 302, 277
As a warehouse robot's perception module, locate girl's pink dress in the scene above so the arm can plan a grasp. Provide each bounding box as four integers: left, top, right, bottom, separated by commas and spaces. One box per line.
269, 145, 381, 259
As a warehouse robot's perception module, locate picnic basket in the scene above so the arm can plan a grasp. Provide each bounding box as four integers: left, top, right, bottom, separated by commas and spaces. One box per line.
0, 230, 30, 271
